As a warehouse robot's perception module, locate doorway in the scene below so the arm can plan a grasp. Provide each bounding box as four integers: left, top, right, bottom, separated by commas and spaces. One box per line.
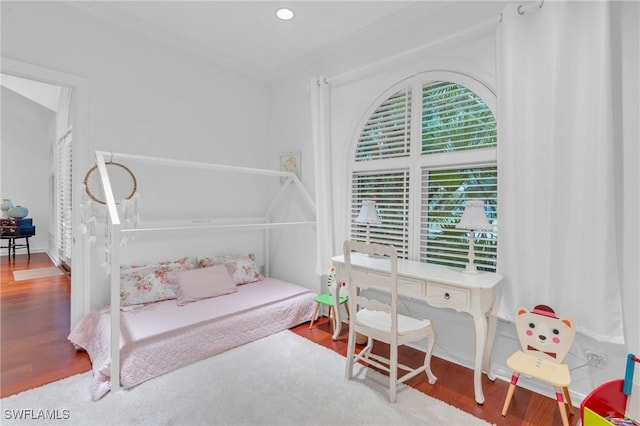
1, 73, 73, 270
1, 57, 90, 328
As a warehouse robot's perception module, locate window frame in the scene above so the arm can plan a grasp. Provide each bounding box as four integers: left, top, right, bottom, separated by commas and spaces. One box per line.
348, 71, 497, 265
55, 129, 73, 266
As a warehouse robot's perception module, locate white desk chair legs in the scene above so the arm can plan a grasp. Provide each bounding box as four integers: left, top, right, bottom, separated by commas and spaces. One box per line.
343, 240, 437, 403
345, 323, 437, 403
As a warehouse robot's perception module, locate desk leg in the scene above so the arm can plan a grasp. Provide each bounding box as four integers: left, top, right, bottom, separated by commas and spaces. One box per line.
483, 312, 498, 382
472, 311, 488, 404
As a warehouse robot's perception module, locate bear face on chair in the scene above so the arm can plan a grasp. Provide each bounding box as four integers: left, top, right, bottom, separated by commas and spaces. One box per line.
515, 304, 575, 363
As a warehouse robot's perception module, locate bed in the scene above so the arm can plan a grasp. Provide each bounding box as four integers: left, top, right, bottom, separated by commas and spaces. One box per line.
69, 276, 315, 400
73, 151, 319, 400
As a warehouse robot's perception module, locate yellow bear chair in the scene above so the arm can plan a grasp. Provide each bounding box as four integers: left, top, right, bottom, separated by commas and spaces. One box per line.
501, 305, 575, 426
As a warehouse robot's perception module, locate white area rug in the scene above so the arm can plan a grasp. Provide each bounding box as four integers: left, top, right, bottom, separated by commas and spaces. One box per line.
12, 267, 63, 281
1, 330, 493, 426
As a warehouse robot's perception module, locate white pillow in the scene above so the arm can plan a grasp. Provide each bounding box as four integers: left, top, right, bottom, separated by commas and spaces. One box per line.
168, 264, 237, 306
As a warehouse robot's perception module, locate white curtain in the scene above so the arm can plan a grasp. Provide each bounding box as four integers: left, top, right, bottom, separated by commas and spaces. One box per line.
496, 1, 624, 343
310, 77, 334, 275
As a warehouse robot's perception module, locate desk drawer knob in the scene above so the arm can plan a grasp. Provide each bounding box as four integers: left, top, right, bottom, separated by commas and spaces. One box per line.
444, 292, 450, 300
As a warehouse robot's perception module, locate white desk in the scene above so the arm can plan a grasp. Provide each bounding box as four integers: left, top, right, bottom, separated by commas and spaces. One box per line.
331, 253, 503, 405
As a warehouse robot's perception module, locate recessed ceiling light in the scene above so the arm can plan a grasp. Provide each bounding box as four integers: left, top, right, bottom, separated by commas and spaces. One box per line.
276, 8, 294, 21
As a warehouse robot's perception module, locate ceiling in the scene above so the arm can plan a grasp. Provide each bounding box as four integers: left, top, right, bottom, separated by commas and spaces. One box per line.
71, 1, 506, 82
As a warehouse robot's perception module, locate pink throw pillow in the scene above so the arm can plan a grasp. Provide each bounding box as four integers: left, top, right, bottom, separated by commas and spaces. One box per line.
168, 264, 237, 306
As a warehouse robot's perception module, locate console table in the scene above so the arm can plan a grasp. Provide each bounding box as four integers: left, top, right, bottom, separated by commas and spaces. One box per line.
332, 252, 503, 405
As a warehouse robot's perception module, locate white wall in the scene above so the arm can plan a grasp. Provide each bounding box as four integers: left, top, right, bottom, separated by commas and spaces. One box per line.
1, 86, 53, 252
266, 73, 319, 290
269, 1, 639, 405
1, 2, 281, 314
1, 2, 271, 166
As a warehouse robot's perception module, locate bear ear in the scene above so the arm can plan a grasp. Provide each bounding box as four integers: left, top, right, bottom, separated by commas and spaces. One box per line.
561, 318, 573, 329
517, 307, 529, 316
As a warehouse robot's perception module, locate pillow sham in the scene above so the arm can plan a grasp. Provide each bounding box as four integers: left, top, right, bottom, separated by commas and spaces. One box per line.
198, 253, 263, 285
167, 264, 237, 306
120, 257, 197, 307
124, 256, 197, 271
198, 253, 245, 268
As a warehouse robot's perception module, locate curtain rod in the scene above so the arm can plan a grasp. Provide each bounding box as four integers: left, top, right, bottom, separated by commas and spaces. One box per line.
326, 18, 496, 87
499, 1, 544, 24
518, 0, 544, 16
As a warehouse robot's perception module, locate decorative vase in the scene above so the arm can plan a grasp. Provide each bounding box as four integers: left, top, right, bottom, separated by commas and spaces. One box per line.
1, 199, 13, 218
8, 205, 28, 219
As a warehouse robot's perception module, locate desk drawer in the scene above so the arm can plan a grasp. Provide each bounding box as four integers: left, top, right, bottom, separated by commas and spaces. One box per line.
426, 281, 470, 310
365, 271, 425, 297
398, 276, 426, 298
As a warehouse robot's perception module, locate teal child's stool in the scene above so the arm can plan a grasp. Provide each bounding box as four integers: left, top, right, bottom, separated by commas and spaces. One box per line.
309, 292, 350, 332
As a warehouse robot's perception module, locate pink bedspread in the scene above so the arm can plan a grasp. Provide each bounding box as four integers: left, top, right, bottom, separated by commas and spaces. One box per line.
68, 278, 315, 400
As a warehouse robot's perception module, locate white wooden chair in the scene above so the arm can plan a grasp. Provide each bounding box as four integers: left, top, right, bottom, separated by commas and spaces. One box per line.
501, 305, 576, 426
343, 240, 437, 403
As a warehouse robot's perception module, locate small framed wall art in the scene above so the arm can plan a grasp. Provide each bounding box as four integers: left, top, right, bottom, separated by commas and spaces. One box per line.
280, 151, 301, 184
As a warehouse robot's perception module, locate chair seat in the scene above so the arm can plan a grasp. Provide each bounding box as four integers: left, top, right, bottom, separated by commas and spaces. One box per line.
357, 309, 432, 335
309, 292, 349, 333
314, 292, 348, 306
506, 350, 571, 387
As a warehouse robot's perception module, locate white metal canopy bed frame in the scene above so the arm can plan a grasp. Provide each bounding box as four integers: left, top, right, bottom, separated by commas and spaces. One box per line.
90, 150, 317, 393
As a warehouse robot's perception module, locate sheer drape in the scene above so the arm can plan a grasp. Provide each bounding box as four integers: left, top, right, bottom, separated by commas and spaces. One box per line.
496, 2, 624, 343
310, 77, 334, 275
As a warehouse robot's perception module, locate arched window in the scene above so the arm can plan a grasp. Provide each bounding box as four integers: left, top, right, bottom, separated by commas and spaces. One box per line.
350, 72, 498, 272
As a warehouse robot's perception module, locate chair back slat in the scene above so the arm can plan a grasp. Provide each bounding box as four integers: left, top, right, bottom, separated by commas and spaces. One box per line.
355, 295, 390, 314
344, 240, 398, 330
514, 305, 575, 364
349, 269, 392, 292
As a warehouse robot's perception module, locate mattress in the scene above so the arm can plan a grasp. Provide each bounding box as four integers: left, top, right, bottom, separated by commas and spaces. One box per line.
68, 278, 315, 400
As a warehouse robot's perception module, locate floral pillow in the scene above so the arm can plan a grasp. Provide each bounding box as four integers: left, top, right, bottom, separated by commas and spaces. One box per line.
120, 257, 197, 307
126, 256, 197, 270
198, 254, 243, 268
198, 253, 263, 285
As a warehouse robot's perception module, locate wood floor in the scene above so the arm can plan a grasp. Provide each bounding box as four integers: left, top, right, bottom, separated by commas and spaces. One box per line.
1, 253, 579, 425
1, 253, 91, 398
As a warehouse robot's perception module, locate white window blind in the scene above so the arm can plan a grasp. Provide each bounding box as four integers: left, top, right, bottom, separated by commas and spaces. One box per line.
56, 131, 73, 265
351, 170, 410, 258
422, 82, 497, 154
420, 166, 497, 272
351, 72, 497, 269
355, 87, 411, 162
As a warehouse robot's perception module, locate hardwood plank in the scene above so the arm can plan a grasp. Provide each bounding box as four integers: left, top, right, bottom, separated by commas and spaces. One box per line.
0, 253, 91, 398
